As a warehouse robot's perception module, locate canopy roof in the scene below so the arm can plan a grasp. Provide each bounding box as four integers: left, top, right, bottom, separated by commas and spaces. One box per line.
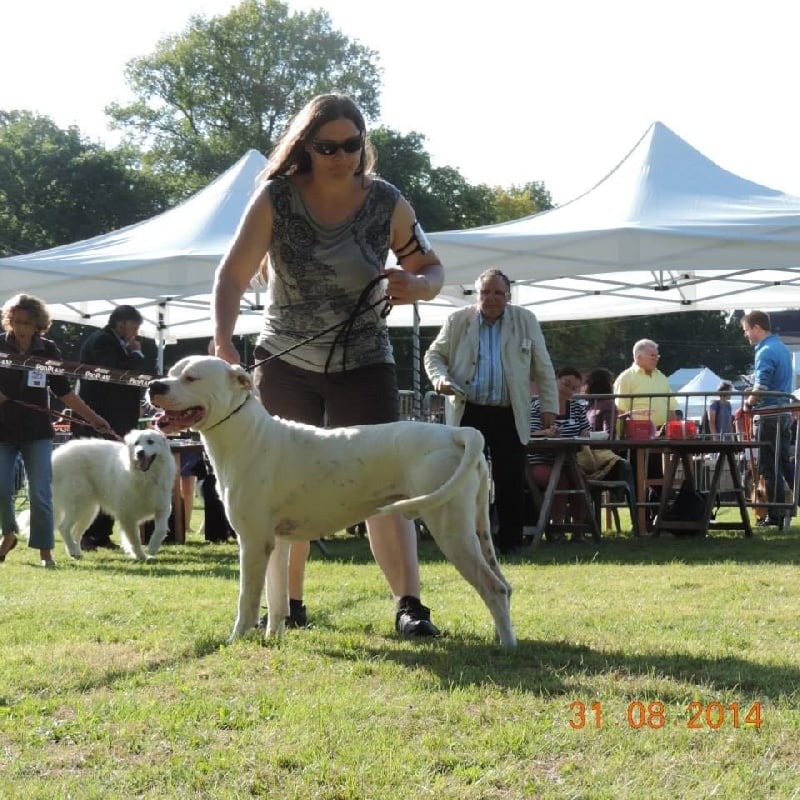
678, 367, 727, 394
429, 121, 800, 320
0, 150, 456, 340
5, 123, 800, 341
675, 367, 742, 420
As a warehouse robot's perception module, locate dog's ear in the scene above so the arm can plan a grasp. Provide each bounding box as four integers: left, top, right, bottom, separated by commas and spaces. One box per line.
230, 364, 254, 391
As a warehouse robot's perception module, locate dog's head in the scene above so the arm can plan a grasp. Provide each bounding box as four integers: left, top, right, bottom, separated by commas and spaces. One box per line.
125, 428, 171, 472
147, 356, 255, 434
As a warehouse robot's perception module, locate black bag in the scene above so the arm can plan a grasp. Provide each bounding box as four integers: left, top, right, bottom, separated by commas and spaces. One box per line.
658, 479, 713, 536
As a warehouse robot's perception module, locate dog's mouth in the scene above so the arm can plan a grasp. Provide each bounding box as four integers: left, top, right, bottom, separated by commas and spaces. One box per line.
134, 452, 158, 472
153, 407, 206, 434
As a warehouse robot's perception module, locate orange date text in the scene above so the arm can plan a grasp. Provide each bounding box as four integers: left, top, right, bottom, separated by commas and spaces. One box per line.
568, 700, 763, 730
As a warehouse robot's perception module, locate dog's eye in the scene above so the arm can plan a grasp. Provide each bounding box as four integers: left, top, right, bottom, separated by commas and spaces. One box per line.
183, 375, 197, 383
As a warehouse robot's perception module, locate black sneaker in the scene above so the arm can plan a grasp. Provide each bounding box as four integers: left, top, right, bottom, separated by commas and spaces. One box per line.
286, 599, 308, 629
395, 595, 440, 637
257, 598, 309, 629
756, 516, 782, 528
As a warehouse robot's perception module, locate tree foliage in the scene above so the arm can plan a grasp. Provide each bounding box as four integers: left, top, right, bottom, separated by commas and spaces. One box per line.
107, 0, 382, 196
369, 127, 495, 231
0, 111, 169, 256
540, 310, 753, 380
491, 182, 553, 222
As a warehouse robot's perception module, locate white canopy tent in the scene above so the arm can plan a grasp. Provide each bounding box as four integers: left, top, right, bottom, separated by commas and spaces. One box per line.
675, 366, 742, 421
6, 122, 800, 360
428, 121, 800, 320
668, 367, 704, 392
0, 149, 459, 370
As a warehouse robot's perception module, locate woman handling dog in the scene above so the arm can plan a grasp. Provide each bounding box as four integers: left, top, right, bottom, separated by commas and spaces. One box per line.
212, 94, 445, 636
0, 293, 112, 567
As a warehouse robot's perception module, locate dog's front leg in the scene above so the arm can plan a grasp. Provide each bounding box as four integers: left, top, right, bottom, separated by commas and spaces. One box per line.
230, 536, 272, 640
146, 505, 172, 557
263, 537, 292, 638
117, 515, 149, 561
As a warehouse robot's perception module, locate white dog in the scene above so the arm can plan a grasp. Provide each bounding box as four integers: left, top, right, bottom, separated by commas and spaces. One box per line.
52, 429, 176, 561
147, 356, 515, 646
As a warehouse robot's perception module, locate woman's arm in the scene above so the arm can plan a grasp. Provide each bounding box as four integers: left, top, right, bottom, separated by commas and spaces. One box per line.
384, 197, 443, 303
212, 187, 273, 364
59, 391, 113, 435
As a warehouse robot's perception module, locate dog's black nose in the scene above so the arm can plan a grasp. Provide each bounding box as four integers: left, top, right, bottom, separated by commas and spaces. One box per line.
148, 380, 168, 396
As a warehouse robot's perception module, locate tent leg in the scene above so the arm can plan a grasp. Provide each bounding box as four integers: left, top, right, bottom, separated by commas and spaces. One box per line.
157, 301, 166, 375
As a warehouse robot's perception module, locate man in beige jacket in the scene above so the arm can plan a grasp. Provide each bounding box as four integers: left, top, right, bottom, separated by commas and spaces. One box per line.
425, 268, 558, 554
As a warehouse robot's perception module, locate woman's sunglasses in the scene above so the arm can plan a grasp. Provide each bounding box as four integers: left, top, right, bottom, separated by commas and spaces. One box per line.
310, 135, 363, 156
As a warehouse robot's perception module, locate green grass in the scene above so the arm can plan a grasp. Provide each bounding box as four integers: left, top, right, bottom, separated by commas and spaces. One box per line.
1, 506, 799, 799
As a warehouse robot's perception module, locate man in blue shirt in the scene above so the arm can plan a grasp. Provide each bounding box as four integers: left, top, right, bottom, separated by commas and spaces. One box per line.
741, 310, 794, 527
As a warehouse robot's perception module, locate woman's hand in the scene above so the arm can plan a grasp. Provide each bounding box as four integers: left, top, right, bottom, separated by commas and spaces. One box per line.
532, 425, 560, 437
92, 415, 114, 436
381, 268, 431, 304
215, 341, 241, 366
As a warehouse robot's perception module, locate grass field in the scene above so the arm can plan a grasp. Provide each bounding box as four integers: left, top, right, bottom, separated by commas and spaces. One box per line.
1, 506, 799, 799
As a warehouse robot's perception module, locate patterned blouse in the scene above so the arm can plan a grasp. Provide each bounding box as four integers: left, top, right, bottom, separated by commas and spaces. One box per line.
256, 175, 402, 373
527, 397, 590, 465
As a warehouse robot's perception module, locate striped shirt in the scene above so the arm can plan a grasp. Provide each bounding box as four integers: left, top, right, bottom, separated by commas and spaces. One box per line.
468, 314, 510, 406
527, 397, 590, 465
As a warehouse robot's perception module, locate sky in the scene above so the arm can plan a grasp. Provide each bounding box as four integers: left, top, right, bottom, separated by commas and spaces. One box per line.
2, 0, 800, 206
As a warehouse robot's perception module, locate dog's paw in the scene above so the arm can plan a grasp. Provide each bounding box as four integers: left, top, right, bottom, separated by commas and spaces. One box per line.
66, 547, 83, 560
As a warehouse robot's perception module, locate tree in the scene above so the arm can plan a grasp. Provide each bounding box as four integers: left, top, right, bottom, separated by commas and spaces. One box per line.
0, 111, 169, 256
107, 0, 382, 196
539, 310, 753, 380
369, 127, 495, 231
491, 182, 553, 223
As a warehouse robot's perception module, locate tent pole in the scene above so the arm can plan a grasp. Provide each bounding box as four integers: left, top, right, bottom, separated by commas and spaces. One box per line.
157, 301, 166, 375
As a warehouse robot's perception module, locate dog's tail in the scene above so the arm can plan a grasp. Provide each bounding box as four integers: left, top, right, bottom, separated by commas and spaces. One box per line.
377, 427, 485, 516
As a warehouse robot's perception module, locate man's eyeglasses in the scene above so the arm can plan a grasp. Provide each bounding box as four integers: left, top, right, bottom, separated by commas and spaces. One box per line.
310, 135, 363, 156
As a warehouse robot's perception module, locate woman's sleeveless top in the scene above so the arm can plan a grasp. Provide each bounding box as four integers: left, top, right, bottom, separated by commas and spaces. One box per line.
256, 176, 401, 373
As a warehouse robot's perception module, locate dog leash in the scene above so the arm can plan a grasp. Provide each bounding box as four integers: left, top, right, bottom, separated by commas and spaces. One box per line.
246, 274, 392, 374
0, 394, 123, 441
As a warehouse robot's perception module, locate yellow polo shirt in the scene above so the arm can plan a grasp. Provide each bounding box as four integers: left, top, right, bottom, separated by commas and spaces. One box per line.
613, 364, 678, 427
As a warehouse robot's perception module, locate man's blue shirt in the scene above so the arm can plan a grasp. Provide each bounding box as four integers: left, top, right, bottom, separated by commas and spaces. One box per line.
753, 333, 793, 407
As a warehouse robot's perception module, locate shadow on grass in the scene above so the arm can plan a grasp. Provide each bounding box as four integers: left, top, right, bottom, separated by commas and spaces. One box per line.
68, 525, 800, 581
319, 636, 800, 701
363, 529, 800, 567
66, 540, 242, 579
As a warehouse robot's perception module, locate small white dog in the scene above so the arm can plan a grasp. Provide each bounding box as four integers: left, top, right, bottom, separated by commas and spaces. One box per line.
52, 429, 176, 561
147, 356, 515, 646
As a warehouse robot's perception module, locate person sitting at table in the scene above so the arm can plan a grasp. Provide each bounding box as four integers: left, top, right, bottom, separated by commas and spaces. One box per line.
527, 366, 590, 541
582, 367, 617, 434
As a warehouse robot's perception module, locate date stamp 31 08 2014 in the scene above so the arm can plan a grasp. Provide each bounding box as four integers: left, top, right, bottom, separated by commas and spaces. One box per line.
568, 700, 763, 730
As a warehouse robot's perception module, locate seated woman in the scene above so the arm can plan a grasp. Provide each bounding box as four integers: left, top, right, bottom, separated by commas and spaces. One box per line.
579, 367, 637, 532
528, 366, 591, 541
583, 367, 617, 434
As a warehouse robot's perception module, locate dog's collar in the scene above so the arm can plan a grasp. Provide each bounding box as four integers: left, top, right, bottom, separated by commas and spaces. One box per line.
205, 394, 251, 432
